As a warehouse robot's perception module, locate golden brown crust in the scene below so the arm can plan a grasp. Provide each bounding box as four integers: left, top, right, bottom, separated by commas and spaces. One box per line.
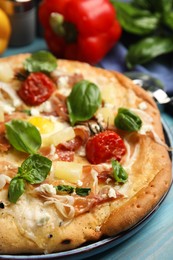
0, 54, 172, 255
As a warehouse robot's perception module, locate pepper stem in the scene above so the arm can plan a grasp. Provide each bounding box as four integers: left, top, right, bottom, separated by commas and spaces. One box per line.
49, 12, 77, 43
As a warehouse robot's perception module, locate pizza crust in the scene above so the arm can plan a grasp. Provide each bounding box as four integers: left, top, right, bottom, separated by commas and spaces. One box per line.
0, 54, 172, 254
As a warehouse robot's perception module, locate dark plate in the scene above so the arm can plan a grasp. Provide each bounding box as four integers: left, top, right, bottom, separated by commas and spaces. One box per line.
0, 121, 172, 260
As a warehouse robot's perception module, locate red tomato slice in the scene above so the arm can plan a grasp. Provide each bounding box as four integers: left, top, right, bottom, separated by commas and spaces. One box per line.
86, 130, 126, 164
18, 72, 56, 106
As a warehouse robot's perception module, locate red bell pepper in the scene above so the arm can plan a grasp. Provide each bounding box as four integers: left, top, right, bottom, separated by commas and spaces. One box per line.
39, 0, 122, 64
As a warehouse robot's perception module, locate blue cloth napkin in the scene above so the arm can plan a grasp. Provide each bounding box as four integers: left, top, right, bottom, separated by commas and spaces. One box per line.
99, 43, 173, 96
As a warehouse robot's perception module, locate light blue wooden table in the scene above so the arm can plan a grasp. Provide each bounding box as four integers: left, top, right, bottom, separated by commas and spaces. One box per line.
1, 39, 173, 260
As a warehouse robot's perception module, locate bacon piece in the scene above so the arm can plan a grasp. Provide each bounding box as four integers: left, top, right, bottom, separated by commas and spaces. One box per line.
40, 146, 74, 162
56, 149, 74, 162
67, 73, 84, 87
97, 171, 114, 183
74, 126, 90, 145
74, 191, 123, 216
51, 92, 69, 121
57, 136, 83, 152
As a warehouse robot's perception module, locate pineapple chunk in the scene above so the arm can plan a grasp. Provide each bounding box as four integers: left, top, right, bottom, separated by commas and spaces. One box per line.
53, 161, 83, 183
100, 84, 117, 104
96, 107, 115, 127
0, 63, 13, 82
42, 127, 75, 147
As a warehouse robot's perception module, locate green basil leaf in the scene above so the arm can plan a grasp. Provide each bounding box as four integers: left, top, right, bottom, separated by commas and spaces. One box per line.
114, 108, 142, 132
111, 1, 159, 35
5, 120, 41, 154
24, 50, 57, 73
67, 80, 101, 126
8, 177, 25, 203
126, 36, 173, 68
19, 154, 52, 184
76, 187, 91, 197
55, 185, 74, 194
112, 160, 128, 183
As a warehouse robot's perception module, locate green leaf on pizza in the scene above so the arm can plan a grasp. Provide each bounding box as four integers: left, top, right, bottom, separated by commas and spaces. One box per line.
8, 154, 52, 203
67, 80, 101, 126
55, 185, 91, 197
8, 177, 25, 203
19, 154, 52, 184
114, 108, 142, 132
112, 160, 128, 183
55, 185, 74, 194
75, 187, 91, 197
5, 120, 41, 154
24, 50, 57, 73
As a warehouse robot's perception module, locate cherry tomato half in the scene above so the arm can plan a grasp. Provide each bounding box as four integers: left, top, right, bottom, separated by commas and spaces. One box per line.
18, 72, 56, 106
86, 130, 126, 164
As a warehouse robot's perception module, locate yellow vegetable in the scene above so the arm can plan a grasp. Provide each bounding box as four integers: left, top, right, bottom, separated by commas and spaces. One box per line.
96, 107, 115, 127
0, 8, 11, 54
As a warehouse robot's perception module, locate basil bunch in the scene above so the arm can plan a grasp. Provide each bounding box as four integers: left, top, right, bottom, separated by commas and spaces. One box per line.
67, 80, 101, 126
5, 120, 52, 203
111, 0, 173, 68
114, 107, 142, 132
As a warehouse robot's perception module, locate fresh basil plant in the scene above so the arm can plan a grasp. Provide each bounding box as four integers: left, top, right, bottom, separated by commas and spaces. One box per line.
111, 0, 173, 67
67, 80, 101, 126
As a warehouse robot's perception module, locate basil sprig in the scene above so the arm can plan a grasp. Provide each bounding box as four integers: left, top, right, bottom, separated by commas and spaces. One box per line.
8, 154, 52, 203
5, 120, 41, 154
112, 160, 128, 183
67, 80, 101, 126
114, 108, 142, 132
24, 50, 57, 73
5, 119, 52, 203
55, 185, 91, 197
